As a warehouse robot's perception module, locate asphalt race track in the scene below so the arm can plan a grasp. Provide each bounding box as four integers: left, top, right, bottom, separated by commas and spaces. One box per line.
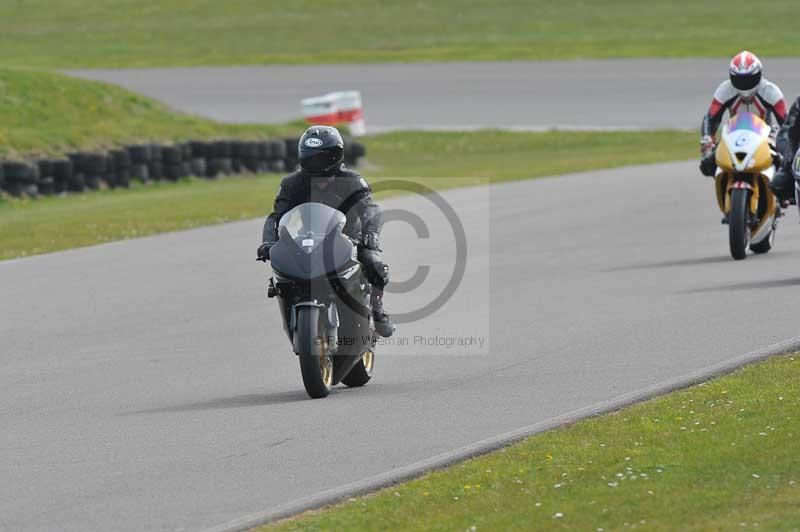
70, 59, 800, 131
4, 161, 800, 531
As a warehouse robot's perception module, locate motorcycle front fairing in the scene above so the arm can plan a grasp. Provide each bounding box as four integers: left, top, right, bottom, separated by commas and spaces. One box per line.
270, 203, 355, 280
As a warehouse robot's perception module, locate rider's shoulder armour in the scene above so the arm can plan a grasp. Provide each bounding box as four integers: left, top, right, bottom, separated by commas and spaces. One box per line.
334, 167, 370, 194
757, 78, 784, 106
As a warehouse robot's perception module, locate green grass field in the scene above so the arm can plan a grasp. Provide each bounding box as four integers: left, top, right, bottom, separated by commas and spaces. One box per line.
0, 68, 297, 157
261, 354, 800, 531
0, 1, 798, 68
0, 130, 695, 261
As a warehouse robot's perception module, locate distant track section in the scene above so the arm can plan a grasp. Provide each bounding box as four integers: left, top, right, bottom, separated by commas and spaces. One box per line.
70, 59, 800, 131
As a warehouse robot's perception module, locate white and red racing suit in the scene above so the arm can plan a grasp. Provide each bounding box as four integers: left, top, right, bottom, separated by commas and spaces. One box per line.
701, 78, 788, 146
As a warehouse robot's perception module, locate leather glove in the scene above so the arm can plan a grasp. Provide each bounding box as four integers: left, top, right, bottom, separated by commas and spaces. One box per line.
772, 151, 785, 168
365, 261, 390, 288
699, 154, 717, 177
256, 242, 274, 262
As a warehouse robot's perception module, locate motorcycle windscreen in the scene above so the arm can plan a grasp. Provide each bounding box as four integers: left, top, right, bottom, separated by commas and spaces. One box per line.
725, 112, 771, 137
270, 202, 355, 279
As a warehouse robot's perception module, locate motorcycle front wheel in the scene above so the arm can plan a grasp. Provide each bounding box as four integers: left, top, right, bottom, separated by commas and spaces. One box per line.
296, 307, 332, 399
729, 188, 751, 260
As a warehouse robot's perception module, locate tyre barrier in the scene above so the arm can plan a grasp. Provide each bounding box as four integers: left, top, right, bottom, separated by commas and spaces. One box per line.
0, 137, 366, 199
2, 161, 39, 198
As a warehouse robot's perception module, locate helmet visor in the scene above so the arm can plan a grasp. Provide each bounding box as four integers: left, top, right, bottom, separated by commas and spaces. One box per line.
300, 150, 340, 175
730, 71, 761, 92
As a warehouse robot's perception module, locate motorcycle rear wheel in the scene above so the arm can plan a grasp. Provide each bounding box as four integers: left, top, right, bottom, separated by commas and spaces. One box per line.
341, 349, 374, 387
729, 188, 750, 260
750, 228, 774, 254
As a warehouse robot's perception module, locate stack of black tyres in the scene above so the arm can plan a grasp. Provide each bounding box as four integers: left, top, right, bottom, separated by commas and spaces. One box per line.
231, 141, 244, 174
189, 141, 209, 177
36, 160, 56, 196
208, 140, 233, 177
162, 145, 183, 181
128, 145, 150, 183
283, 138, 299, 172
233, 141, 258, 174
254, 141, 269, 173
243, 141, 260, 173
74, 153, 107, 190
181, 143, 193, 178
148, 145, 164, 181
2, 161, 39, 198
109, 149, 132, 188
53, 159, 79, 192
1, 136, 365, 201
218, 140, 233, 176
270, 139, 288, 172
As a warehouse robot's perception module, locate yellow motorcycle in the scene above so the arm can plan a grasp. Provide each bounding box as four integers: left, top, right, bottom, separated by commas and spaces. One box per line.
714, 112, 781, 260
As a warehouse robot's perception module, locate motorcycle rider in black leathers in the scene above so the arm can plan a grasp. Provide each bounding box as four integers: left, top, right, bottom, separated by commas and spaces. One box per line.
257, 126, 394, 338
774, 96, 800, 202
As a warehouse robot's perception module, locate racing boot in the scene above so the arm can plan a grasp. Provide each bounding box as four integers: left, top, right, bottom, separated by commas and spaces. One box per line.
770, 169, 794, 203
370, 287, 394, 338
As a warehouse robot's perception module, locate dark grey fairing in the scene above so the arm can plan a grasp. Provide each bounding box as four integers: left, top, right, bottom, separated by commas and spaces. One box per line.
270, 229, 355, 280
269, 203, 356, 280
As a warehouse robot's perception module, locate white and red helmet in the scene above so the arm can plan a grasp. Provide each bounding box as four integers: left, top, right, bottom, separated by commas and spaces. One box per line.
729, 51, 763, 98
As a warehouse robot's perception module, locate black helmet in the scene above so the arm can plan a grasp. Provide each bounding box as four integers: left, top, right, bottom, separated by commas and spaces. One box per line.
298, 126, 344, 176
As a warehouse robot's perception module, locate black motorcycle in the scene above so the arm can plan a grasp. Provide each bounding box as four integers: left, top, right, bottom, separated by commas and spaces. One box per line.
267, 202, 377, 398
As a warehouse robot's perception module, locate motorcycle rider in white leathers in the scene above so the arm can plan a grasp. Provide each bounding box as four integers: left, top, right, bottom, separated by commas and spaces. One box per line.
699, 51, 788, 193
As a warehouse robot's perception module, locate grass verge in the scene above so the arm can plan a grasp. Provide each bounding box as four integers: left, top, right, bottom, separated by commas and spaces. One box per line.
0, 1, 798, 68
0, 130, 695, 260
0, 68, 297, 157
261, 354, 800, 531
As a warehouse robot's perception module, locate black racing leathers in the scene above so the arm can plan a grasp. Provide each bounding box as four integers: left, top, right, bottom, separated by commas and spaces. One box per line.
769, 97, 800, 200
262, 166, 388, 289
777, 97, 800, 171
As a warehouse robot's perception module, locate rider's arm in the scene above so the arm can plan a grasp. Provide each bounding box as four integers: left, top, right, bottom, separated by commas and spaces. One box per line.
339, 173, 383, 249
772, 98, 788, 126
356, 188, 384, 250
262, 176, 301, 243
701, 82, 737, 154
760, 80, 788, 126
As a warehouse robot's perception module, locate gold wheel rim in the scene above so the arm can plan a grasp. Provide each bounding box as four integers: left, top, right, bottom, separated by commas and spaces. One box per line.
319, 335, 332, 388
362, 350, 374, 372
320, 351, 332, 387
